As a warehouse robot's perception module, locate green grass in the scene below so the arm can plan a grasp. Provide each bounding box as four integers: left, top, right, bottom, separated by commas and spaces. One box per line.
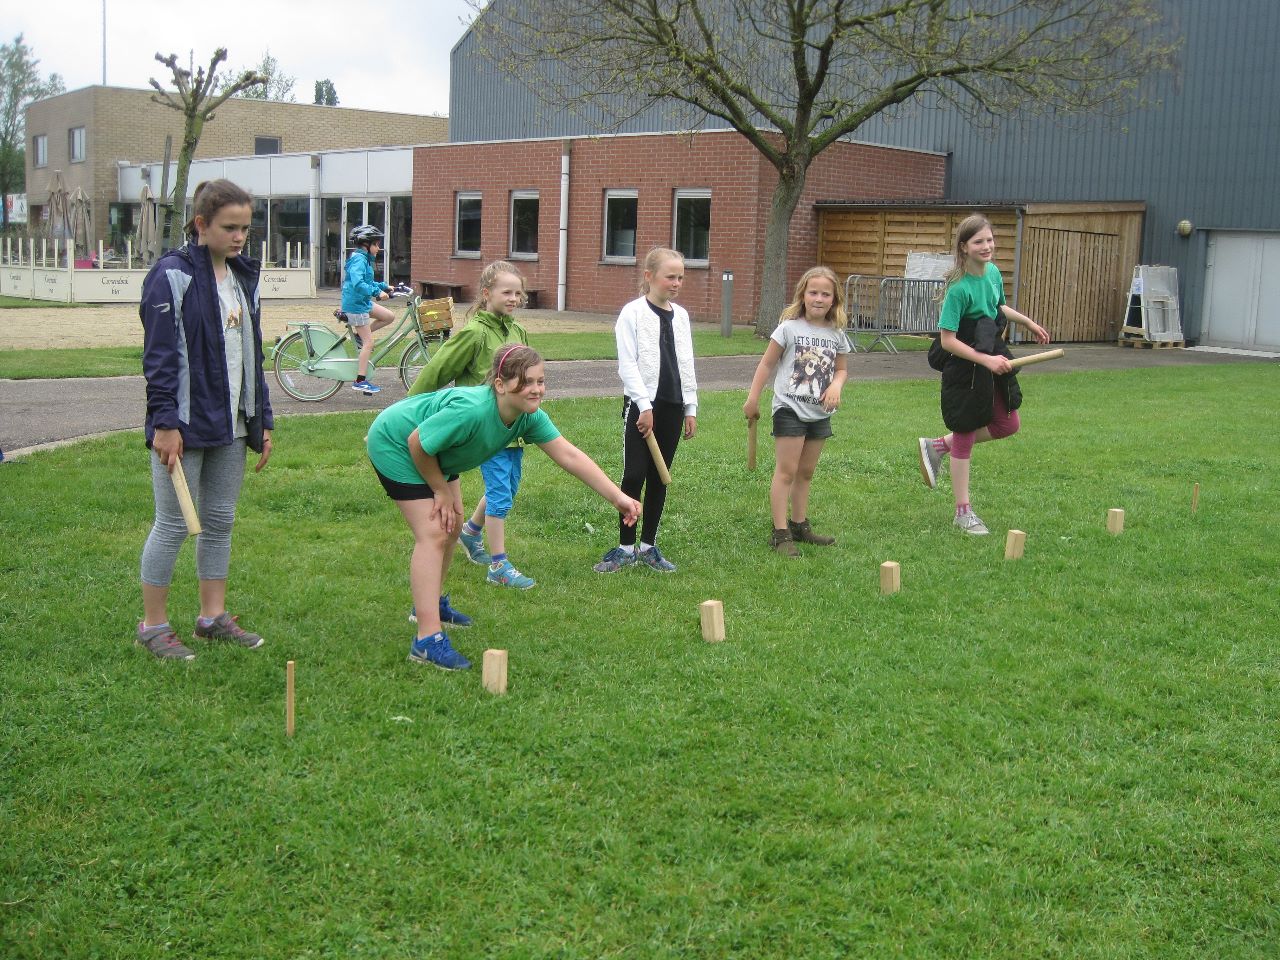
3, 365, 1277, 958
0, 327, 926, 379
0, 295, 81, 309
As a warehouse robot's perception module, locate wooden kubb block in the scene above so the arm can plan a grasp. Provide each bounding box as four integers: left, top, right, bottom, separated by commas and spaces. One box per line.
482, 649, 508, 695
1005, 529, 1026, 560
699, 600, 725, 642
1107, 508, 1125, 535
880, 561, 901, 595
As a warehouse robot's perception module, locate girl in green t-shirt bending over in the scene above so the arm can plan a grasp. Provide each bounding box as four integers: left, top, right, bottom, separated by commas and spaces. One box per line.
367, 346, 641, 671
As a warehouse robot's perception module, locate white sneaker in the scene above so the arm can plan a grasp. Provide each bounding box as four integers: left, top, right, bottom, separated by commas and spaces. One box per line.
918, 437, 943, 489
954, 511, 989, 535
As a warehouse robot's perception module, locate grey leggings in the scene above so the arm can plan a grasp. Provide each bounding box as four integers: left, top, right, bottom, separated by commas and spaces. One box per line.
141, 441, 246, 586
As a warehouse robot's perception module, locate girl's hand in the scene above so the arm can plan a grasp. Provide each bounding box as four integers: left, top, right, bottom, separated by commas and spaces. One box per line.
743, 398, 760, 422
636, 408, 654, 437
429, 491, 458, 534
152, 428, 183, 470
683, 415, 697, 440
614, 493, 642, 527
1027, 321, 1050, 344
985, 354, 1013, 375
820, 386, 843, 413
254, 431, 273, 473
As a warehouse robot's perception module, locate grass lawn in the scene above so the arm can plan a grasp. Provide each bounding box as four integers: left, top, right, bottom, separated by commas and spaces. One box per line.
2, 365, 1277, 958
0, 295, 80, 309
0, 328, 927, 380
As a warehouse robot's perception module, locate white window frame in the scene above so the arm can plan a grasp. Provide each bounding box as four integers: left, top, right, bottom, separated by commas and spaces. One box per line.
32, 134, 47, 168
602, 189, 639, 263
509, 190, 539, 260
672, 188, 711, 266
68, 127, 86, 163
454, 191, 482, 258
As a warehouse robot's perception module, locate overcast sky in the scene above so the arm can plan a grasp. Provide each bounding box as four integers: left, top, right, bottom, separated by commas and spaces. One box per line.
5, 0, 477, 116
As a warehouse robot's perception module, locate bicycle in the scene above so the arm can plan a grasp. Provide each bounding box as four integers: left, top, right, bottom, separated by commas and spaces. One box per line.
272, 285, 454, 401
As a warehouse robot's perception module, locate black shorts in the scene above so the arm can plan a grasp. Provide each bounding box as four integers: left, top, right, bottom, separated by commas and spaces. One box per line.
374, 466, 459, 501
772, 407, 834, 440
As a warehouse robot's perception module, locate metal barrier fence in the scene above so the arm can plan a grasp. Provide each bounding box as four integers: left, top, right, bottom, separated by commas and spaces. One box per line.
843, 275, 945, 353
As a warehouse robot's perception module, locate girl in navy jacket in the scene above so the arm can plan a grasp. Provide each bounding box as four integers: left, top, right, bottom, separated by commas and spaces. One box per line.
137, 179, 274, 660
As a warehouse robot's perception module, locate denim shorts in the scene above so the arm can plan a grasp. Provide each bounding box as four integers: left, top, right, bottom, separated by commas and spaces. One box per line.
346, 312, 371, 328
772, 406, 833, 440
479, 447, 524, 517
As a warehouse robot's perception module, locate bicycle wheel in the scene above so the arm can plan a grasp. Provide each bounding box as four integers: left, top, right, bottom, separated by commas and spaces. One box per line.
399, 338, 433, 391
273, 332, 343, 401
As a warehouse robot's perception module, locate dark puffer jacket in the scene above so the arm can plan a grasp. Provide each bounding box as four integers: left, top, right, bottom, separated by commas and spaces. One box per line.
939, 314, 1022, 434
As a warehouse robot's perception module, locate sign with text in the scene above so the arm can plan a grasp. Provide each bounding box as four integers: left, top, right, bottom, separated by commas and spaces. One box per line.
72, 269, 147, 302
258, 268, 315, 298
0, 266, 33, 298
31, 269, 71, 302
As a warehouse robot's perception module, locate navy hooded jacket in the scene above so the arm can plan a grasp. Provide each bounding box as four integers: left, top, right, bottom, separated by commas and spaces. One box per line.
140, 242, 274, 453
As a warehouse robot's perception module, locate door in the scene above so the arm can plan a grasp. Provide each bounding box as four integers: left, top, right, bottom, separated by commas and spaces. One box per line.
1201, 232, 1280, 350
339, 198, 389, 286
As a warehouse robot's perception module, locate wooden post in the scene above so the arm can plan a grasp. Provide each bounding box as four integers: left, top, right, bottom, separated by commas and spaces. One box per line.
1005, 529, 1026, 560
880, 561, 901, 595
1107, 508, 1125, 535
286, 660, 295, 738
747, 420, 757, 471
699, 600, 726, 642
1192, 482, 1200, 513
482, 649, 508, 695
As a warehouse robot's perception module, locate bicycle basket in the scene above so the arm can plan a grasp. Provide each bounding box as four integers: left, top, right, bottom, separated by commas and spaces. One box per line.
417, 297, 455, 333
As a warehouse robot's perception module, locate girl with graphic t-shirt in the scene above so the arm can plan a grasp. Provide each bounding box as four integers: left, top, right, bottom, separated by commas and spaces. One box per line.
366, 346, 641, 672
743, 266, 851, 556
916, 215, 1049, 535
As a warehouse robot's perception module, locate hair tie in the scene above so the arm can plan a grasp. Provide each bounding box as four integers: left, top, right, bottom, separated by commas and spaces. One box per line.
497, 344, 520, 375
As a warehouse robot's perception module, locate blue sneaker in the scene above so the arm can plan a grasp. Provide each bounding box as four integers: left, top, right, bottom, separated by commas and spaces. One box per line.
593, 546, 637, 573
409, 593, 474, 628
487, 558, 536, 589
351, 380, 381, 394
408, 631, 471, 670
458, 529, 491, 565
638, 545, 676, 572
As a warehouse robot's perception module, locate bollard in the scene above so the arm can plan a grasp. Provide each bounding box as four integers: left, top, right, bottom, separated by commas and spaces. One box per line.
721, 269, 734, 338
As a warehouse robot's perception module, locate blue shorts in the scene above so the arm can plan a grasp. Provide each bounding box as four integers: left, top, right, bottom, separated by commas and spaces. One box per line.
480, 447, 524, 518
772, 407, 834, 440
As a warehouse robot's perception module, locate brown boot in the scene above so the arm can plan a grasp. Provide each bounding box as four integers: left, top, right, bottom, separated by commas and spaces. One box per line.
770, 528, 800, 557
789, 519, 835, 545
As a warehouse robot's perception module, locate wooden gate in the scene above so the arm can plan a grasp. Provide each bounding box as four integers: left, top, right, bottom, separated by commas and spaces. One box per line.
1017, 227, 1120, 342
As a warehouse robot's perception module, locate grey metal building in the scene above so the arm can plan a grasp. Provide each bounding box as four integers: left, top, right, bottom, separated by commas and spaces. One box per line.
449, 0, 1280, 348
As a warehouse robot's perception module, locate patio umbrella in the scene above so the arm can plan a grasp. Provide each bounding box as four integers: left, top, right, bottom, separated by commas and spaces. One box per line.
137, 183, 158, 264
46, 169, 72, 246
69, 186, 94, 258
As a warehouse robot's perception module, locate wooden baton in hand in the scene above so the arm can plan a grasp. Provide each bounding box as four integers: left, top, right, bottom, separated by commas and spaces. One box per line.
171, 457, 202, 536
747, 419, 758, 472
1007, 348, 1065, 370
644, 431, 672, 485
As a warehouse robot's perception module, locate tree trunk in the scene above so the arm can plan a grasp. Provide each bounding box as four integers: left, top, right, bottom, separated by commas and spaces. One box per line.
753, 162, 809, 335
163, 117, 204, 250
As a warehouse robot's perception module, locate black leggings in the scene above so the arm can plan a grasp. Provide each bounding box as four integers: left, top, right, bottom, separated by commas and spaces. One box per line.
619, 398, 683, 546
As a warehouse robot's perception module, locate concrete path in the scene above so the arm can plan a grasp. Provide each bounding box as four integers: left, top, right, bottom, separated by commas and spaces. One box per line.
0, 344, 1270, 456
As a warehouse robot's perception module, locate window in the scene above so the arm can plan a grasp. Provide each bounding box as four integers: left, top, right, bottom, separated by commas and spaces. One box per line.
455, 192, 481, 256
32, 134, 47, 168
603, 189, 638, 261
254, 136, 282, 155
673, 189, 711, 265
68, 127, 85, 163
510, 191, 539, 258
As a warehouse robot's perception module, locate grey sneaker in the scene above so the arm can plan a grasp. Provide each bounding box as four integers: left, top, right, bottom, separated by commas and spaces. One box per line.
637, 545, 676, 572
918, 437, 944, 489
193, 612, 265, 649
137, 621, 196, 661
954, 511, 989, 535
593, 546, 638, 573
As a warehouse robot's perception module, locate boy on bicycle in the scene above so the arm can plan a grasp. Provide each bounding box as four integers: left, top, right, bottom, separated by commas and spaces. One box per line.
342, 225, 394, 394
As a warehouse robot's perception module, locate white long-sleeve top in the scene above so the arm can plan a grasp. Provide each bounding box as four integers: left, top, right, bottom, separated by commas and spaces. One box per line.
614, 296, 699, 416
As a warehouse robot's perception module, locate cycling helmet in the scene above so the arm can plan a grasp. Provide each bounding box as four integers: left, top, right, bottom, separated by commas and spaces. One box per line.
349, 225, 384, 246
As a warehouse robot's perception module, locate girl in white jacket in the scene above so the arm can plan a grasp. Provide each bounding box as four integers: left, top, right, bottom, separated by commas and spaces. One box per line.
594, 248, 699, 573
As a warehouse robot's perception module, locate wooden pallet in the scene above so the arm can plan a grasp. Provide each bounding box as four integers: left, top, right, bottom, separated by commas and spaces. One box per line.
1118, 338, 1185, 349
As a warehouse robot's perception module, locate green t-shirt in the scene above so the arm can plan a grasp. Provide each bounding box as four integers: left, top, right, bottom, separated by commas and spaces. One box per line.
939, 262, 1006, 332
367, 385, 560, 484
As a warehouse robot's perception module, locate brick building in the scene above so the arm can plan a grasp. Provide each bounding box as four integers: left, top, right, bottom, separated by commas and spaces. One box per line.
412, 130, 945, 320
25, 85, 448, 249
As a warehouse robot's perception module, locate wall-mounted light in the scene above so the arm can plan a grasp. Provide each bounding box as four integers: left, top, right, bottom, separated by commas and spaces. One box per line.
1176, 219, 1194, 237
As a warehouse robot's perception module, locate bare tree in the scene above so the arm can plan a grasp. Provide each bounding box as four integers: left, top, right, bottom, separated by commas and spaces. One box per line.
150, 49, 265, 249
471, 0, 1178, 331
0, 34, 63, 228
